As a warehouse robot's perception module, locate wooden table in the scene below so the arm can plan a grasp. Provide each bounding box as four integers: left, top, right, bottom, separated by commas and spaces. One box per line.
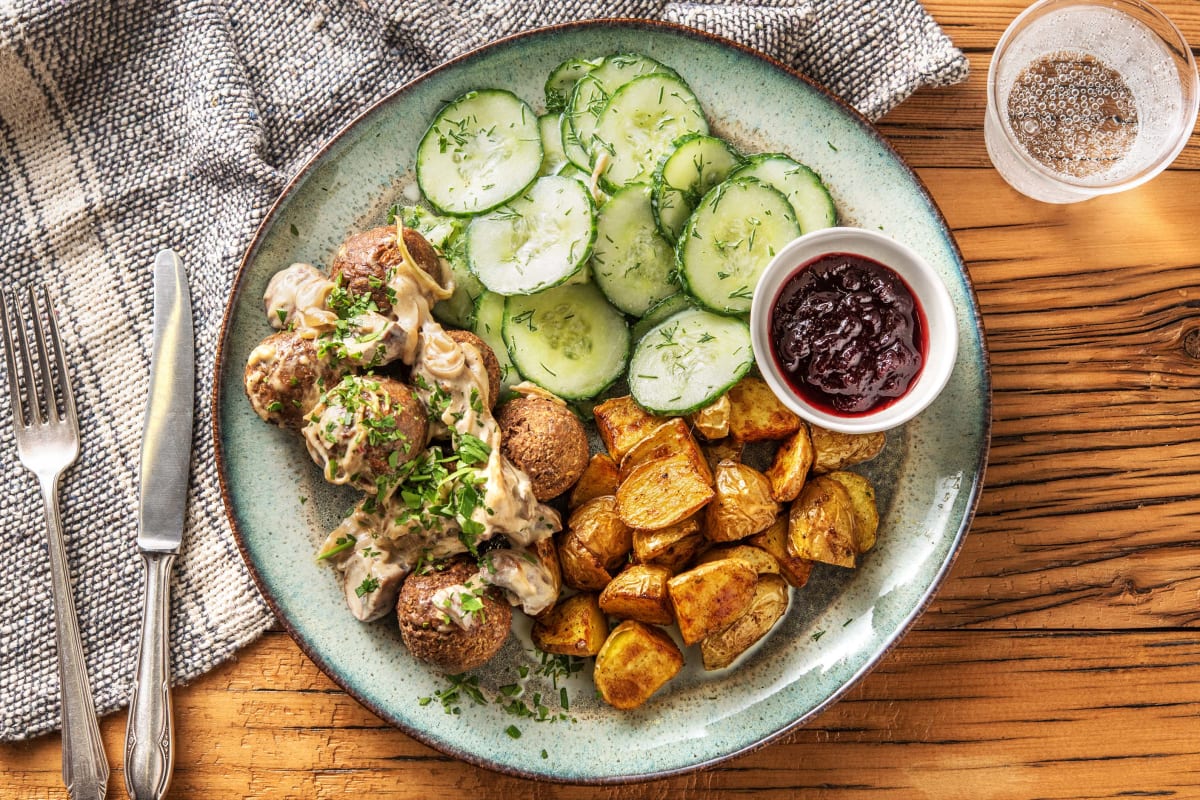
5, 2, 1200, 796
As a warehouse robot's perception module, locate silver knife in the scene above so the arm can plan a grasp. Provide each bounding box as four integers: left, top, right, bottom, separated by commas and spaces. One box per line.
124, 249, 193, 800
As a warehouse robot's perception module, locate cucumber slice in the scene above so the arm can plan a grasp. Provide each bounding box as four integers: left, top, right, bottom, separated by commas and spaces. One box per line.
472, 292, 522, 391
564, 75, 608, 170
652, 134, 742, 243
590, 183, 678, 316
588, 53, 674, 94
538, 113, 569, 176
392, 205, 480, 329
631, 292, 694, 341
729, 154, 837, 233
677, 176, 801, 315
628, 307, 753, 415
545, 56, 603, 114
593, 73, 708, 192
558, 111, 592, 173
466, 175, 597, 296
502, 283, 630, 400
416, 90, 542, 216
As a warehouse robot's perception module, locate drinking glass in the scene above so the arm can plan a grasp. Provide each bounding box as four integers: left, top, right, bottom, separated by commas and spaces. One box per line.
985, 0, 1199, 203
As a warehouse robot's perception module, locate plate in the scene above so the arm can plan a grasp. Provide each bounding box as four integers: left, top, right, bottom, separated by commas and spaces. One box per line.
214, 19, 990, 783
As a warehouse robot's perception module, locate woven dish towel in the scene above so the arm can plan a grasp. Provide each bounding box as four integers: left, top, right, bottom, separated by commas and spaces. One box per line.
0, 0, 968, 741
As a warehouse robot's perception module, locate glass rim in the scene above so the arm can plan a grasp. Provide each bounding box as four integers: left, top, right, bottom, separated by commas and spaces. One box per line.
986, 0, 1200, 193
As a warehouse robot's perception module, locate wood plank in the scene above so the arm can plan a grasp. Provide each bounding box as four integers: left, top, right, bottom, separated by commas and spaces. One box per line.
3, 630, 1199, 798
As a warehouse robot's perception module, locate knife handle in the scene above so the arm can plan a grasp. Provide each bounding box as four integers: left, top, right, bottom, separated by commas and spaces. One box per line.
124, 551, 175, 800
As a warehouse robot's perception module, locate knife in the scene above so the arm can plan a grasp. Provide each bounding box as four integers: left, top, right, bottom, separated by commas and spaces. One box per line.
124, 249, 193, 800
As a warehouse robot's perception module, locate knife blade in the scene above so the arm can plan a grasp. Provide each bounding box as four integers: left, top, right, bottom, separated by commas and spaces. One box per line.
125, 249, 193, 800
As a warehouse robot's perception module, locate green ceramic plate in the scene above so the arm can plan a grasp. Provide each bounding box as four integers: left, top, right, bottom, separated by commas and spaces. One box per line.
214, 20, 990, 783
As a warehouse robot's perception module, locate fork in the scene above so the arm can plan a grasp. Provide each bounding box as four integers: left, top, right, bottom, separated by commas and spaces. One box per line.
0, 287, 109, 800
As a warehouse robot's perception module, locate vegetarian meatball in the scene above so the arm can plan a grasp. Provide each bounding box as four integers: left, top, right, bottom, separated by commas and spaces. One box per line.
244, 330, 347, 429
330, 226, 445, 317
445, 329, 501, 409
496, 396, 589, 501
396, 558, 512, 673
302, 373, 429, 494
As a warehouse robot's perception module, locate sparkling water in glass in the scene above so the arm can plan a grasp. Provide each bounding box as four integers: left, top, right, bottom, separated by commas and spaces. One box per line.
985, 0, 1198, 203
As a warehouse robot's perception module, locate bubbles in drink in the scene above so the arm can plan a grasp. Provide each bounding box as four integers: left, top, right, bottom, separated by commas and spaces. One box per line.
1006, 51, 1138, 179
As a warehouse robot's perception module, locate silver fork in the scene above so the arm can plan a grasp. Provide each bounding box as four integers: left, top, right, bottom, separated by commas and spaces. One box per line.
0, 287, 109, 800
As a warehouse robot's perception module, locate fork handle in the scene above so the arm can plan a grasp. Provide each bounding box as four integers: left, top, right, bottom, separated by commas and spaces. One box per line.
124, 551, 176, 800
40, 476, 110, 800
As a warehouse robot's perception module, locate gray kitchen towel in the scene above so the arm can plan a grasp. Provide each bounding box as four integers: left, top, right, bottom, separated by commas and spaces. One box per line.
0, 0, 967, 740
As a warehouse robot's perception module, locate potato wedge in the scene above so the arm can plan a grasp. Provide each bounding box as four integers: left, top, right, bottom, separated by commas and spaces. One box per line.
568, 452, 620, 510
810, 425, 885, 473
825, 470, 880, 553
531, 592, 608, 657
694, 544, 780, 575
645, 533, 706, 573
593, 395, 665, 461
594, 620, 684, 710
748, 516, 814, 588
764, 423, 814, 502
558, 532, 613, 591
566, 496, 632, 569
726, 376, 801, 442
531, 536, 563, 616
689, 394, 731, 440
787, 475, 858, 568
702, 437, 744, 474
704, 460, 780, 543
631, 515, 701, 564
616, 452, 715, 531
667, 559, 758, 645
700, 573, 789, 670
619, 417, 712, 485
599, 564, 675, 625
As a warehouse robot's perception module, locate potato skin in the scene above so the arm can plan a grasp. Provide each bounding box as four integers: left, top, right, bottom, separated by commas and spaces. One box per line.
825, 470, 880, 553
704, 460, 780, 543
531, 593, 608, 656
594, 620, 684, 710
599, 564, 676, 625
726, 377, 801, 442
593, 395, 665, 461
787, 475, 858, 568
497, 396, 589, 501
667, 559, 758, 645
764, 423, 814, 502
810, 425, 885, 474
616, 453, 714, 530
560, 496, 632, 591
748, 516, 814, 588
396, 559, 512, 674
568, 453, 620, 510
700, 573, 789, 670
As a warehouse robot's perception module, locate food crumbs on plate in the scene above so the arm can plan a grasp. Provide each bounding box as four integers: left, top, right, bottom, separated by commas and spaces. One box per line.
811, 630, 826, 641
506, 725, 522, 739
541, 749, 548, 759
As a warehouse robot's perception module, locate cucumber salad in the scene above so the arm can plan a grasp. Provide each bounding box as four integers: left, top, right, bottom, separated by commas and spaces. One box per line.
400, 52, 837, 415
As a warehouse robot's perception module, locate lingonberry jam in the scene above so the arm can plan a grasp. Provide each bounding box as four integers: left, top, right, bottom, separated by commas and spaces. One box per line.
769, 252, 926, 415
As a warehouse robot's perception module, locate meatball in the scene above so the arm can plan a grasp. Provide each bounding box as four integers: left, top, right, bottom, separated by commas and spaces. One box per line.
330, 226, 445, 317
445, 329, 501, 409
496, 396, 589, 501
397, 558, 512, 673
302, 374, 429, 493
244, 330, 347, 429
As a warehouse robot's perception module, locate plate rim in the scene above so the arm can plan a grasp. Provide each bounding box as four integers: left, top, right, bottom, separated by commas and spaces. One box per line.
213, 17, 993, 784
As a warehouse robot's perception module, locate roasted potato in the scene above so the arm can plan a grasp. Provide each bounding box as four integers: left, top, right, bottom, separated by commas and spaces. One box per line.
631, 515, 701, 563
619, 417, 712, 484
825, 470, 880, 553
726, 377, 801, 442
702, 437, 744, 474
810, 425, 886, 473
560, 496, 632, 590
531, 592, 608, 656
616, 452, 715, 531
764, 423, 814, 502
593, 395, 665, 461
568, 452, 620, 510
599, 564, 675, 625
700, 573, 789, 670
748, 516, 814, 588
667, 559, 758, 645
689, 394, 731, 440
593, 620, 684, 710
694, 544, 780, 576
531, 536, 563, 616
787, 475, 858, 568
704, 460, 781, 543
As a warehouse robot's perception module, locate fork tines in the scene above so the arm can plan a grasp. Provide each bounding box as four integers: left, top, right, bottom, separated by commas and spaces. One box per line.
0, 287, 77, 430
